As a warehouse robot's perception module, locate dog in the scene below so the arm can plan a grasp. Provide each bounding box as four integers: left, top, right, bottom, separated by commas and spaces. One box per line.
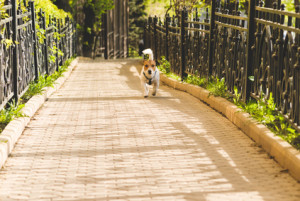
140, 49, 160, 98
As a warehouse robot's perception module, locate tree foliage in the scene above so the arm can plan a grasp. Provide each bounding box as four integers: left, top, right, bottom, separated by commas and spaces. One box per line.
70, 0, 114, 56
129, 0, 147, 56
52, 0, 113, 56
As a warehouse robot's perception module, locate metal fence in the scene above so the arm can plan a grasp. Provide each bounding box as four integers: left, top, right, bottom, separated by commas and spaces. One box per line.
144, 0, 300, 132
0, 0, 76, 110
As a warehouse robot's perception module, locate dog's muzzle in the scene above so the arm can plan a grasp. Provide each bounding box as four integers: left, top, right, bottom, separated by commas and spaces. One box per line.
148, 70, 152, 74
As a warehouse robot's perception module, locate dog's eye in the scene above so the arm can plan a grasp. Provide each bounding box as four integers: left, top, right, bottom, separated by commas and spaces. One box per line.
151, 65, 155, 67
145, 65, 149, 67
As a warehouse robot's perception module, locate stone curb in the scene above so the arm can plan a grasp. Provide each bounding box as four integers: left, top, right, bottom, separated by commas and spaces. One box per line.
160, 73, 300, 181
0, 58, 79, 169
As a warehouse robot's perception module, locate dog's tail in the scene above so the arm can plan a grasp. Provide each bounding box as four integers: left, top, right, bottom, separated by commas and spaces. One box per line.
142, 49, 154, 60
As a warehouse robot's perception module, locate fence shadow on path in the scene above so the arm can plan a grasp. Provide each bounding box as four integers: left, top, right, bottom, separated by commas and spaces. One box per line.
116, 59, 300, 200
3, 59, 299, 201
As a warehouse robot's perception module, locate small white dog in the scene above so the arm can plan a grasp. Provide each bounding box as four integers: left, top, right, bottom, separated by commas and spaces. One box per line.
140, 49, 160, 98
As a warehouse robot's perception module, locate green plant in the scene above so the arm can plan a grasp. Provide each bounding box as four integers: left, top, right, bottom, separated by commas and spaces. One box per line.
129, 47, 141, 58
158, 56, 171, 74
184, 73, 207, 87
22, 74, 54, 101
233, 86, 241, 105
158, 56, 181, 81
0, 100, 26, 132
239, 93, 299, 149
158, 57, 300, 150
207, 77, 228, 97
157, 56, 300, 149
22, 57, 74, 101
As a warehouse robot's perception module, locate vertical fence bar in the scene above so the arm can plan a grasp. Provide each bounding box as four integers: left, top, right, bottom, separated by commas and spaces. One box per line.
12, 0, 18, 103
180, 8, 187, 80
67, 16, 71, 59
244, 0, 256, 101
296, 6, 300, 127
29, 1, 39, 81
55, 18, 59, 71
153, 16, 158, 62
104, 13, 108, 59
165, 14, 170, 61
59, 19, 63, 64
42, 11, 49, 75
208, 0, 216, 77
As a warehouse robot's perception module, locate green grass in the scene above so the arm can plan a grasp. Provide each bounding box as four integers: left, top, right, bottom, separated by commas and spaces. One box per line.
0, 101, 26, 132
22, 57, 74, 101
185, 73, 207, 87
0, 57, 75, 134
158, 56, 181, 81
158, 56, 300, 150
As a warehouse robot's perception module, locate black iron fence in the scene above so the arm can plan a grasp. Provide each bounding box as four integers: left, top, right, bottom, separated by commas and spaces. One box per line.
144, 0, 300, 132
0, 0, 76, 110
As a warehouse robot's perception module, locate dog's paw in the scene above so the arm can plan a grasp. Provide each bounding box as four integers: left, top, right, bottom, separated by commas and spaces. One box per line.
144, 95, 148, 98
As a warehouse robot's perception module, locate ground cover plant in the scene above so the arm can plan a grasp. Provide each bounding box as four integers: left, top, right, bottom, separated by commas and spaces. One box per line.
158, 56, 300, 150
0, 57, 75, 134
0, 0, 75, 134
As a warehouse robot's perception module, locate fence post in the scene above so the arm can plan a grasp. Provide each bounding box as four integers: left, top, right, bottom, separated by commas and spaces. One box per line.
54, 18, 59, 71
244, 0, 256, 101
208, 0, 216, 77
153, 16, 158, 62
41, 11, 49, 75
180, 8, 187, 80
103, 13, 108, 59
12, 0, 18, 103
165, 14, 170, 61
67, 16, 71, 59
29, 1, 39, 81
295, 6, 300, 127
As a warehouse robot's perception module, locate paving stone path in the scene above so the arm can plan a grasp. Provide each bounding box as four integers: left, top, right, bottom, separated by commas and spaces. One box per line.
0, 59, 299, 201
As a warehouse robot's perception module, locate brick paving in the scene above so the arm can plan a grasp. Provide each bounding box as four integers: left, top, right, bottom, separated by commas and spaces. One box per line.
0, 59, 299, 201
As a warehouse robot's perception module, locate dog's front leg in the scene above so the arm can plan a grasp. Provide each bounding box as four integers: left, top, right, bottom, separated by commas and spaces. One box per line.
152, 82, 159, 96
142, 81, 149, 98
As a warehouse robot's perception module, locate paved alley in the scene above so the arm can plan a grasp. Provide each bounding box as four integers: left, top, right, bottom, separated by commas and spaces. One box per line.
0, 59, 299, 201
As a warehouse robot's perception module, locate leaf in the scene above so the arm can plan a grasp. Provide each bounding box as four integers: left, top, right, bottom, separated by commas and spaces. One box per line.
248, 76, 254, 82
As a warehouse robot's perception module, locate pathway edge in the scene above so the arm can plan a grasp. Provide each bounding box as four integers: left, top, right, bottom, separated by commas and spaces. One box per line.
0, 58, 79, 169
160, 73, 300, 181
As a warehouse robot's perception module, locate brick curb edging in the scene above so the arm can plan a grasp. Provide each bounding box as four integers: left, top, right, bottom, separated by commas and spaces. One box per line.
160, 73, 300, 181
0, 58, 79, 169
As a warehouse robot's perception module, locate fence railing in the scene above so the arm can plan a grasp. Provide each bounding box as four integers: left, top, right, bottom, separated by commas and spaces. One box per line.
0, 0, 76, 110
144, 0, 300, 132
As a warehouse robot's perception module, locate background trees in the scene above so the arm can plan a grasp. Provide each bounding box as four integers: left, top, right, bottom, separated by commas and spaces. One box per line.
129, 0, 147, 56
51, 0, 299, 57
52, 0, 113, 57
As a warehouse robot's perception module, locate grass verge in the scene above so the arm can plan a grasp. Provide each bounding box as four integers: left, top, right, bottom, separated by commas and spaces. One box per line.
0, 57, 75, 133
158, 56, 300, 150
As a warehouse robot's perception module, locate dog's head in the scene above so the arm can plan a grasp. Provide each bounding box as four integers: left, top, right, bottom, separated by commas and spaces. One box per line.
143, 60, 156, 76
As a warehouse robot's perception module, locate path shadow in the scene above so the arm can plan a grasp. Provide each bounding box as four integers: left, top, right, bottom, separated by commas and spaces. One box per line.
8, 59, 297, 201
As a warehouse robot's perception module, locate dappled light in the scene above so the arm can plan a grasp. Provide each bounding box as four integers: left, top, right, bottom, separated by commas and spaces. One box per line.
0, 59, 299, 200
